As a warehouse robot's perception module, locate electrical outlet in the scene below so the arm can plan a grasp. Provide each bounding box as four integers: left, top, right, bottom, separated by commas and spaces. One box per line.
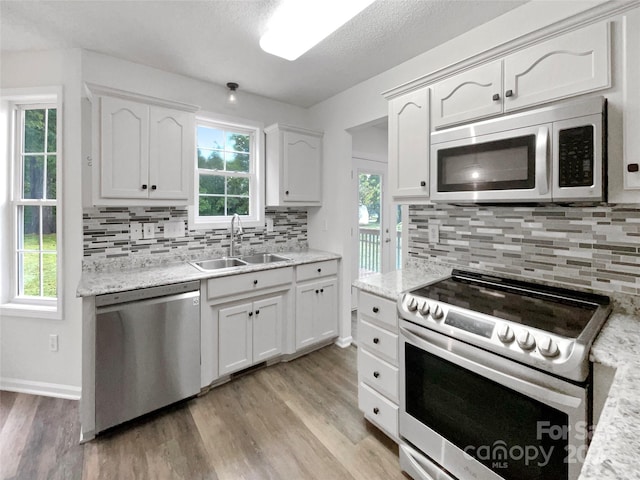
143, 223, 155, 239
265, 217, 274, 233
428, 224, 440, 244
49, 334, 59, 352
164, 220, 185, 238
130, 222, 143, 241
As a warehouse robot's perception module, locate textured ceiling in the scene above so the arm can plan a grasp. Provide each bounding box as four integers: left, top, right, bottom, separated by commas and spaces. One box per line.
0, 0, 526, 107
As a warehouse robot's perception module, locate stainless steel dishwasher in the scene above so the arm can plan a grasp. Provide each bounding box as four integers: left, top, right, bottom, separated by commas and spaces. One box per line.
95, 281, 200, 433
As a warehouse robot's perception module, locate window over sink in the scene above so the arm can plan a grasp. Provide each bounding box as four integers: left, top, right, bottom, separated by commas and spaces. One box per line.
191, 114, 263, 229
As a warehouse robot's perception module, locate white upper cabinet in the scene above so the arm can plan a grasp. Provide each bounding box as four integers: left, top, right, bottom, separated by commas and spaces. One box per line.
87, 84, 198, 206
623, 8, 640, 191
388, 86, 430, 201
430, 22, 610, 129
265, 124, 323, 207
432, 61, 503, 128
503, 22, 610, 112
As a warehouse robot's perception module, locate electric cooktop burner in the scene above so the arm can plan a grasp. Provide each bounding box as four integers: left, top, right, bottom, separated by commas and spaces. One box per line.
399, 269, 612, 382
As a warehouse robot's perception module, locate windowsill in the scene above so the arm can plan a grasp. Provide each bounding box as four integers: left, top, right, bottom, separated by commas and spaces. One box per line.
0, 302, 62, 320
189, 218, 264, 231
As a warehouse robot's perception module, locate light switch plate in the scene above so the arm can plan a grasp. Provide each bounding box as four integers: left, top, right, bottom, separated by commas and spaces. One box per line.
143, 223, 155, 239
265, 218, 274, 233
130, 222, 143, 241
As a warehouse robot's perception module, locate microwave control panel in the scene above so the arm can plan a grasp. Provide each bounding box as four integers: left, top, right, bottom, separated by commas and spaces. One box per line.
558, 125, 594, 187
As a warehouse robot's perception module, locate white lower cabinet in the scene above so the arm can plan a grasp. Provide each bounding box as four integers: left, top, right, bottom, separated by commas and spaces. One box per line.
295, 277, 338, 349
356, 289, 399, 441
218, 295, 283, 376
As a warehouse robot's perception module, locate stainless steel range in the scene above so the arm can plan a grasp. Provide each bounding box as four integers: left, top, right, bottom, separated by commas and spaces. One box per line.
397, 269, 611, 480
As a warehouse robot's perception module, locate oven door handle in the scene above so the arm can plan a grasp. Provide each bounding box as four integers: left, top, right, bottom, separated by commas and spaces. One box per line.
400, 323, 584, 412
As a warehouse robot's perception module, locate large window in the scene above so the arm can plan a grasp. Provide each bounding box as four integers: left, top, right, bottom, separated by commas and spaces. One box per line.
15, 105, 59, 301
193, 117, 262, 228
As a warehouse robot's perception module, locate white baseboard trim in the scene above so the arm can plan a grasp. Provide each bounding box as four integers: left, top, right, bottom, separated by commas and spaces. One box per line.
335, 336, 353, 348
0, 377, 81, 400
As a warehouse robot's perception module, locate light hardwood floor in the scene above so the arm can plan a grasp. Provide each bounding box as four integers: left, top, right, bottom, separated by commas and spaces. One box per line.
1, 345, 406, 480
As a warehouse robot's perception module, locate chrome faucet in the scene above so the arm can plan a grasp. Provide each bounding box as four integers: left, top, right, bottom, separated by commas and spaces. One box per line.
230, 213, 243, 257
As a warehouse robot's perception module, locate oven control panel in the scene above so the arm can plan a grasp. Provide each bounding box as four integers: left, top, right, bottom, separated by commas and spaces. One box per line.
399, 292, 576, 370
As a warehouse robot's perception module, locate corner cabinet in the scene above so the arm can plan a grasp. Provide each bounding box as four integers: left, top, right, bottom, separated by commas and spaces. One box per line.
265, 124, 323, 207
295, 260, 339, 350
86, 84, 198, 206
388, 86, 430, 202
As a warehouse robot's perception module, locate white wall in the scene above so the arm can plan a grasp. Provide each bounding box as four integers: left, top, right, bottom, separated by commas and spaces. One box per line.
0, 49, 84, 398
307, 0, 613, 344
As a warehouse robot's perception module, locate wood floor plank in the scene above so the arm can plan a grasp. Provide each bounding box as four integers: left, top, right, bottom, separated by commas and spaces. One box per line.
0, 393, 40, 479
0, 391, 17, 433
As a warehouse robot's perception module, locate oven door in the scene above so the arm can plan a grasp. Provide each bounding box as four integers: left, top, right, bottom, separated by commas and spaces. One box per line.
430, 124, 551, 203
400, 320, 589, 480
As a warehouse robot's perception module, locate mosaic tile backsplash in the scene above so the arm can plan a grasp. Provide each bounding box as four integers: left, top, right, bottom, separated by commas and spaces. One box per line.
83, 207, 307, 271
408, 204, 640, 296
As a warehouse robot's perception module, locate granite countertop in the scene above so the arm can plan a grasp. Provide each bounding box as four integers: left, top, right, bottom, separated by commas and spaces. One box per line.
353, 267, 640, 480
77, 249, 341, 297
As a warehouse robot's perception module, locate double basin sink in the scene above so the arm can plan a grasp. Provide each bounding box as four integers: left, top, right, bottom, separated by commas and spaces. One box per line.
190, 253, 291, 272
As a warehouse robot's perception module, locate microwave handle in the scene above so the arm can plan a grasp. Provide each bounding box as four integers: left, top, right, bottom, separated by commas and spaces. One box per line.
536, 126, 550, 195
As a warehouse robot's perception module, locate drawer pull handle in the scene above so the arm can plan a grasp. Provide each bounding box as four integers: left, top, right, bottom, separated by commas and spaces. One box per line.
317, 268, 322, 273
373, 371, 380, 378
373, 337, 379, 344
372, 307, 379, 313
373, 407, 379, 415
253, 280, 258, 285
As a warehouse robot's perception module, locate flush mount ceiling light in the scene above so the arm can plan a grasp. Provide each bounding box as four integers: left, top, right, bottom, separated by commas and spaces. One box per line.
226, 82, 239, 105
260, 0, 376, 61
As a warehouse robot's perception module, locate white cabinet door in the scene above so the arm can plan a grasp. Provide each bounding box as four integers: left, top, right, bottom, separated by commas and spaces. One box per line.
218, 302, 253, 376
100, 96, 149, 199
253, 295, 283, 362
432, 60, 503, 128
316, 278, 338, 341
623, 9, 640, 191
148, 106, 193, 200
295, 283, 317, 349
388, 87, 430, 200
283, 130, 322, 203
504, 22, 610, 112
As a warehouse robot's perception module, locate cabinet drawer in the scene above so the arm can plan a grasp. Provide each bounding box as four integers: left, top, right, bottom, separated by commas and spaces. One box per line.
358, 348, 398, 403
207, 267, 293, 301
359, 319, 398, 365
358, 291, 397, 330
358, 382, 398, 439
296, 260, 338, 282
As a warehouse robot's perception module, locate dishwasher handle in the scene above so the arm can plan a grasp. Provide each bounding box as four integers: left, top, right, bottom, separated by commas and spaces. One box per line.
95, 280, 200, 308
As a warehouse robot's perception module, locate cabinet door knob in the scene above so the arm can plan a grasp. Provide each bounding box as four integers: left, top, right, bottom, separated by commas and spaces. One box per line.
315, 289, 319, 294
248, 312, 253, 317
142, 184, 148, 190
628, 163, 639, 173
151, 185, 157, 190
420, 181, 426, 187
253, 280, 258, 285
285, 190, 290, 195
373, 407, 379, 415
492, 93, 500, 101
320, 288, 324, 293
255, 310, 260, 315
373, 337, 379, 344
505, 89, 514, 97
373, 371, 380, 378
317, 268, 322, 273
372, 307, 379, 313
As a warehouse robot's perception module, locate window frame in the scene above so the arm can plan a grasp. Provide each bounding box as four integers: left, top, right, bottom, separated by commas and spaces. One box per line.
0, 87, 63, 319
190, 113, 264, 230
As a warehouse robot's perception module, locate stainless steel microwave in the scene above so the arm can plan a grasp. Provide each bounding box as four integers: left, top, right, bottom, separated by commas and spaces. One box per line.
430, 96, 606, 204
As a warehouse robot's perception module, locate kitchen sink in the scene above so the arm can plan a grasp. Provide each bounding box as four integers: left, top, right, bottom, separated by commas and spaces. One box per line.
190, 257, 247, 272
240, 253, 291, 264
